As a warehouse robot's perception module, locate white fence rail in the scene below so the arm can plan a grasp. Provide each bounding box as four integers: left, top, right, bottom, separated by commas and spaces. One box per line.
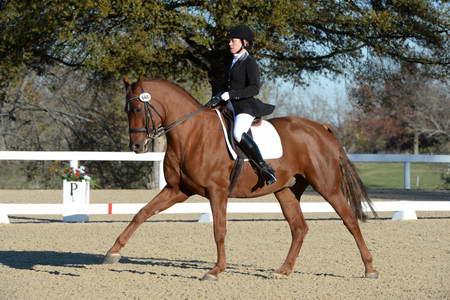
1, 201, 450, 224
1, 152, 449, 224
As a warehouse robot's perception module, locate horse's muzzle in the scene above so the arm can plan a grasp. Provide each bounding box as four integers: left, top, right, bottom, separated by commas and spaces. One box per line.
129, 139, 149, 153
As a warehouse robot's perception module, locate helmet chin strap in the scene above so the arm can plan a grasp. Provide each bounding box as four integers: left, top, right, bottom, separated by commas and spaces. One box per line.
236, 39, 247, 54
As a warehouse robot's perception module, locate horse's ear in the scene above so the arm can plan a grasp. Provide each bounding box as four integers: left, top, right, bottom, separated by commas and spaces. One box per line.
123, 76, 131, 89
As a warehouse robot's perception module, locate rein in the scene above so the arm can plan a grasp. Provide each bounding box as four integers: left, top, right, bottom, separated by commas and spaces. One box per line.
127, 94, 209, 139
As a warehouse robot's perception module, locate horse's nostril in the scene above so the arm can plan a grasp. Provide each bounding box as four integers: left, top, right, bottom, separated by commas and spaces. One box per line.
130, 143, 140, 151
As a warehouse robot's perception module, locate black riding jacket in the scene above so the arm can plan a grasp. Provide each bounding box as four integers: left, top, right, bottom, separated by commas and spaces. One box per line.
222, 52, 274, 117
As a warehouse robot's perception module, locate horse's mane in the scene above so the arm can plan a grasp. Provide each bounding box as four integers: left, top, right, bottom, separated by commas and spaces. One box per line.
140, 79, 202, 107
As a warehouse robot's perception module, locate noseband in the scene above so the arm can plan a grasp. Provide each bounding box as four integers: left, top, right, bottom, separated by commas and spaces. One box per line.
126, 89, 209, 139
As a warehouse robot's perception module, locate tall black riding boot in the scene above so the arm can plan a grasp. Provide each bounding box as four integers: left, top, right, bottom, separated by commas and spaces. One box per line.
238, 132, 277, 185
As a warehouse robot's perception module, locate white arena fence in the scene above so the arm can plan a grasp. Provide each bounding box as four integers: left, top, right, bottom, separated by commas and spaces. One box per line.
1, 201, 450, 224
348, 154, 450, 189
0, 151, 449, 224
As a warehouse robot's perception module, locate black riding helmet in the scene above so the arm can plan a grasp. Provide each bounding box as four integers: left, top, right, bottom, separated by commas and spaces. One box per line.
228, 24, 254, 49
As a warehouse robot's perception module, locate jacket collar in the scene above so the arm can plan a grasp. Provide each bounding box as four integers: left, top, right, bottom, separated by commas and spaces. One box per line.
229, 51, 249, 70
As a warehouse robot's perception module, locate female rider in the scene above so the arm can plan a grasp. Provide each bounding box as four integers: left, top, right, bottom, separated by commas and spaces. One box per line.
208, 24, 277, 185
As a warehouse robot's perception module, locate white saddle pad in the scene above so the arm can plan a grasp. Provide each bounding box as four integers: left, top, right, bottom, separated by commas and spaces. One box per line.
214, 109, 283, 160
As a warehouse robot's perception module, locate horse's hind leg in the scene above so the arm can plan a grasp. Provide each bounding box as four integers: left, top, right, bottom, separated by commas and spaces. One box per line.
103, 187, 188, 264
319, 189, 378, 278
273, 187, 309, 277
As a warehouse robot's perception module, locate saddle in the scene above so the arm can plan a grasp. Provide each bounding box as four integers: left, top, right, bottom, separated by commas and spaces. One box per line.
215, 103, 283, 194
215, 103, 283, 161
219, 106, 260, 159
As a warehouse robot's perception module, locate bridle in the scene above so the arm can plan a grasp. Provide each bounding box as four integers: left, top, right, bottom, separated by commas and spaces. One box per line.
126, 88, 209, 139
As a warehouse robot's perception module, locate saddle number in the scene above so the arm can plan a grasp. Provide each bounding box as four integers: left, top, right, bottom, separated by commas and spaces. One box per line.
139, 92, 151, 102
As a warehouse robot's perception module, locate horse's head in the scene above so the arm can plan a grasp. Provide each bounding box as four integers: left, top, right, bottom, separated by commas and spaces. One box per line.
123, 76, 164, 153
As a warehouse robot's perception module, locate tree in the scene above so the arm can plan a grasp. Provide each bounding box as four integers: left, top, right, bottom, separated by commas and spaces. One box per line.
1, 0, 448, 88
348, 63, 450, 154
2, 0, 448, 136
0, 66, 159, 188
1, 1, 449, 186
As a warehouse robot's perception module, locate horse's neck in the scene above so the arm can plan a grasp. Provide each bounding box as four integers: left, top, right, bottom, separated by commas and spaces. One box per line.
154, 85, 204, 142
163, 101, 216, 152
143, 80, 205, 147
145, 81, 201, 126
162, 98, 201, 126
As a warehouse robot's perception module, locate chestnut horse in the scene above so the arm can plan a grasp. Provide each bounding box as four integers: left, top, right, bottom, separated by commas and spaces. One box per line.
103, 77, 379, 280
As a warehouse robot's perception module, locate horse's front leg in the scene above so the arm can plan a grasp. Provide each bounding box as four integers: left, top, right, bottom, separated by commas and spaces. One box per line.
201, 190, 228, 281
103, 187, 188, 264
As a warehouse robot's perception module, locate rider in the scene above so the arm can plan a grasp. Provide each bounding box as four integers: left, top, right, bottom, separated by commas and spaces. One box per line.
208, 24, 277, 185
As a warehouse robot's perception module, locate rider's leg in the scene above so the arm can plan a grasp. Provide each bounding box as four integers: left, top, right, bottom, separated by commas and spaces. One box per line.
234, 114, 277, 185
233, 113, 255, 142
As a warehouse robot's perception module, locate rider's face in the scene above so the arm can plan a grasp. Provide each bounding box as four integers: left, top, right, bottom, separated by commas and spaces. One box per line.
229, 38, 243, 54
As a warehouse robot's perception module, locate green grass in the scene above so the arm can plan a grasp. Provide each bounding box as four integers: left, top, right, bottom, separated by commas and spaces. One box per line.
354, 162, 450, 190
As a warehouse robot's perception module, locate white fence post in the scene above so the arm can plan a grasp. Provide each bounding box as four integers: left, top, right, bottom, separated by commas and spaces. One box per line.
198, 212, 213, 223
403, 162, 411, 189
392, 201, 417, 220
159, 160, 166, 190
70, 159, 79, 169
0, 212, 10, 224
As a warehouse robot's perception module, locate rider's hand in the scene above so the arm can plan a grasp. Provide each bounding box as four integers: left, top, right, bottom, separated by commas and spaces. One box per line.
205, 95, 222, 108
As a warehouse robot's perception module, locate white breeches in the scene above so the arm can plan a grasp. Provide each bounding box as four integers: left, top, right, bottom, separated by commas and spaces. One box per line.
233, 113, 255, 142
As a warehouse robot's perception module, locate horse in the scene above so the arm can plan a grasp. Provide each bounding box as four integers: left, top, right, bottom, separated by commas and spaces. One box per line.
102, 77, 379, 280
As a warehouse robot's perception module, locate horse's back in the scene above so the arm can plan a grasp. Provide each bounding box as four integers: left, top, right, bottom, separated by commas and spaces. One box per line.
269, 115, 338, 145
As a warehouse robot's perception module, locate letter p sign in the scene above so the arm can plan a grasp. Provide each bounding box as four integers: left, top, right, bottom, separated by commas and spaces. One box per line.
70, 182, 78, 196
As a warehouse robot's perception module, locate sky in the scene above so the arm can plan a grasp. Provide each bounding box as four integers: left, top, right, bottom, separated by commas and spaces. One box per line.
300, 74, 348, 105
260, 72, 355, 128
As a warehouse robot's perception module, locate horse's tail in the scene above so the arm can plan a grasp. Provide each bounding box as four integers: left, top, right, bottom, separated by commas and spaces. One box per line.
321, 123, 375, 221
338, 148, 377, 222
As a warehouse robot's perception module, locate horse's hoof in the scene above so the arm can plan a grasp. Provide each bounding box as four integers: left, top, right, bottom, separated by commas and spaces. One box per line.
272, 272, 289, 279
201, 273, 218, 281
102, 252, 121, 264
365, 272, 379, 279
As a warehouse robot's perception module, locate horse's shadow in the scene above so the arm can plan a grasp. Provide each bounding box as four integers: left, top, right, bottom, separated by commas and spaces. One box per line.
0, 250, 309, 279
101, 256, 272, 279
0, 250, 103, 270
0, 250, 213, 279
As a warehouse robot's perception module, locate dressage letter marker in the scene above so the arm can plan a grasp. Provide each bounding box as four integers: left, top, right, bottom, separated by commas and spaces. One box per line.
63, 180, 90, 222
70, 182, 78, 196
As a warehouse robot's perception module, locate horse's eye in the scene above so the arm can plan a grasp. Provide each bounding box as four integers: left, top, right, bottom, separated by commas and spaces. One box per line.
133, 108, 141, 113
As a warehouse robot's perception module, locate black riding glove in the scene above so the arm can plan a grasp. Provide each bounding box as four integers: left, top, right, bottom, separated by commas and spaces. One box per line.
205, 95, 222, 108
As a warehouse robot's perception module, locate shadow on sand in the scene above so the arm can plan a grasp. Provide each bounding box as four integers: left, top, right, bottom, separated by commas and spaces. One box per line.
0, 250, 103, 270
0, 250, 210, 279
0, 250, 346, 280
